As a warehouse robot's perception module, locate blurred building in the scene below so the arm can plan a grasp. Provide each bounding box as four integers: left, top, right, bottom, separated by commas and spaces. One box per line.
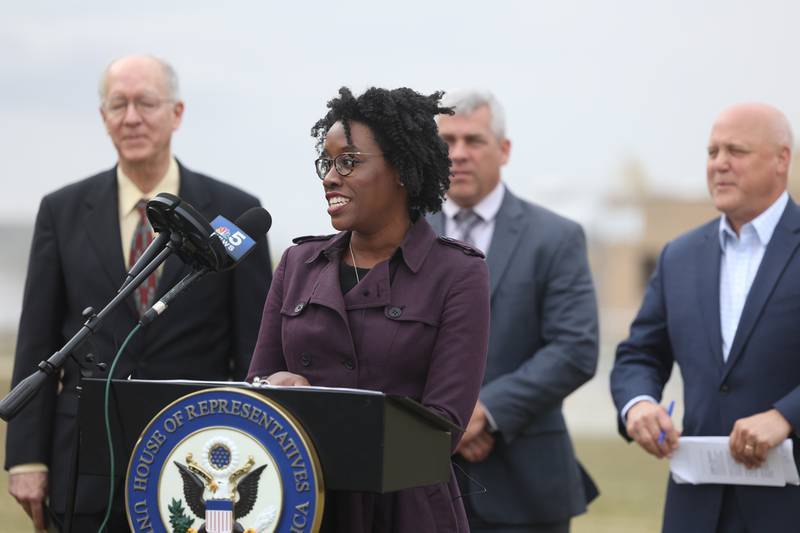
591, 191, 716, 351
591, 151, 800, 352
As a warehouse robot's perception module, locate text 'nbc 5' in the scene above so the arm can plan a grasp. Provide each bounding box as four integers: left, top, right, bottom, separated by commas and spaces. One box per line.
211, 215, 256, 262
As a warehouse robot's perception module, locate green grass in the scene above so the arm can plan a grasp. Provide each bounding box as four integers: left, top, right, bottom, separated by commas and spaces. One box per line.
572, 437, 668, 533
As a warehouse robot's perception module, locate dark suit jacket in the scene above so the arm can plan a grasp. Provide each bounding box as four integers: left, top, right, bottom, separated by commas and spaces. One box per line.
428, 187, 599, 525
5, 162, 272, 514
247, 218, 490, 532
611, 198, 800, 532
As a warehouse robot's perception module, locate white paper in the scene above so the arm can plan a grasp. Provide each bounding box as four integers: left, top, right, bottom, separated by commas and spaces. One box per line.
125, 378, 383, 395
669, 436, 800, 487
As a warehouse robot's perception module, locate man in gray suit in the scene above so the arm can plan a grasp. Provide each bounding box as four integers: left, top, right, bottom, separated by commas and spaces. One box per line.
430, 90, 598, 533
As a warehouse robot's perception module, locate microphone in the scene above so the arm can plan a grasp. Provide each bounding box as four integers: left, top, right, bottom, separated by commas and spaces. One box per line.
119, 192, 233, 292
139, 206, 271, 326
145, 193, 229, 272
209, 206, 273, 270
0, 198, 267, 421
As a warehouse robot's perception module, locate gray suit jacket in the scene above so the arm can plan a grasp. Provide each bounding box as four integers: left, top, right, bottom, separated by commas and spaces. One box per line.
428, 186, 598, 525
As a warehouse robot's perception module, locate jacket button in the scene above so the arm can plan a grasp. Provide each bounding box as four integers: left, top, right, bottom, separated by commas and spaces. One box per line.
387, 306, 403, 319
294, 303, 305, 313
343, 359, 355, 370
300, 353, 312, 367
720, 384, 730, 393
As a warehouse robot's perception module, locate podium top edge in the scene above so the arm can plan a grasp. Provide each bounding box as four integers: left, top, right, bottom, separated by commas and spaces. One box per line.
80, 378, 460, 432
81, 378, 384, 396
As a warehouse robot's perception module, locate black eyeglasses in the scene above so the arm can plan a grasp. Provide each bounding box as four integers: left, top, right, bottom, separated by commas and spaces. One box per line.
314, 152, 381, 180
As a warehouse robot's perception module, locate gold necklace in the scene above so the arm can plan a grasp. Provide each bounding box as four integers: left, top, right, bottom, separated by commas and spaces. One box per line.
349, 239, 360, 284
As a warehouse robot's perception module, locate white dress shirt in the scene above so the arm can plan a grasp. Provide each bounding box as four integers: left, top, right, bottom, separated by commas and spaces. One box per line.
718, 191, 788, 360
441, 181, 505, 255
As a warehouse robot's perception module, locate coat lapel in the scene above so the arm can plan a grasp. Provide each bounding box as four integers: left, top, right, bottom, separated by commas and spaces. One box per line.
304, 233, 351, 326
486, 189, 524, 297
722, 200, 800, 380
696, 221, 724, 367
83, 169, 137, 316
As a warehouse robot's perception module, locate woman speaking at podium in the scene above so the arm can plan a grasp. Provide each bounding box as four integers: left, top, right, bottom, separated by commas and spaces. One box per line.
247, 86, 490, 532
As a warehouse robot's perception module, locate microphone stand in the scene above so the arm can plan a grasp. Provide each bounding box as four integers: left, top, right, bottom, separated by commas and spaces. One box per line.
0, 237, 180, 421
139, 267, 209, 326
118, 230, 171, 293
0, 233, 196, 533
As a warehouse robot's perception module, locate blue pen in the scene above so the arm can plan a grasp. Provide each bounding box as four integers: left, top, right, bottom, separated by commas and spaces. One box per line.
658, 400, 676, 445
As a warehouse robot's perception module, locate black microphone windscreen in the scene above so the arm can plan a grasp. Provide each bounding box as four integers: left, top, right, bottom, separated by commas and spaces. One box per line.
146, 193, 227, 271
235, 207, 272, 242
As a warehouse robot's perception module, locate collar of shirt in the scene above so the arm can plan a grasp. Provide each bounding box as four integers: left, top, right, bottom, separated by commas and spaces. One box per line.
718, 190, 788, 251
309, 217, 437, 274
441, 181, 506, 223
117, 157, 181, 216
118, 157, 181, 267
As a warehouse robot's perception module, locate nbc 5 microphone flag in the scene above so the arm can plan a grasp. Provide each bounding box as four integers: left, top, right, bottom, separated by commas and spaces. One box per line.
211, 215, 256, 262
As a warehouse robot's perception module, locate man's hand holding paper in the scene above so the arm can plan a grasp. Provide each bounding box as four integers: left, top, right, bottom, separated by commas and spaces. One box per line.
729, 408, 792, 468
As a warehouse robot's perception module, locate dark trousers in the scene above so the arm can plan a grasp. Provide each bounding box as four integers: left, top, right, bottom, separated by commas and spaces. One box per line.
54, 509, 130, 532
469, 520, 570, 533
714, 486, 748, 533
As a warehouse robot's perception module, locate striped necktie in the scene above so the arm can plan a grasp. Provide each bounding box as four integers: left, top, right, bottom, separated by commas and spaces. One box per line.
454, 208, 482, 247
129, 200, 158, 315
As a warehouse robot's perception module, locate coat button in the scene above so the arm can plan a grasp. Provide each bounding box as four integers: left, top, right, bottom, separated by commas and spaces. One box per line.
386, 306, 403, 319
720, 383, 730, 393
343, 359, 355, 370
294, 302, 305, 313
300, 352, 312, 367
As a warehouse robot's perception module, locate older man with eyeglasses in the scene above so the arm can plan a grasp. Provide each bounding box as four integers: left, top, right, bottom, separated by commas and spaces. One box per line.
5, 54, 272, 532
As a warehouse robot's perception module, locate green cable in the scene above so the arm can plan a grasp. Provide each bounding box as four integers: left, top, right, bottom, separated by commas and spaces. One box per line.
97, 323, 142, 533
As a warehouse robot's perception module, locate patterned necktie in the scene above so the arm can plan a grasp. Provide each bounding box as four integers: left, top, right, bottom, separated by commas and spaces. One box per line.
453, 208, 482, 247
129, 200, 158, 315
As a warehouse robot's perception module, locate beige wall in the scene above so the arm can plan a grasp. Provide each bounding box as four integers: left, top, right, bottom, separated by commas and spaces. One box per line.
593, 196, 718, 348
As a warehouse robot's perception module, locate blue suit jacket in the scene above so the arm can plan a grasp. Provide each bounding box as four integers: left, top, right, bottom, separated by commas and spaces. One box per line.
611, 198, 800, 532
429, 187, 599, 525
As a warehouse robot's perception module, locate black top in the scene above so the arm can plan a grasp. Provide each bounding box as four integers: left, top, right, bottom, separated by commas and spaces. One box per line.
340, 263, 371, 294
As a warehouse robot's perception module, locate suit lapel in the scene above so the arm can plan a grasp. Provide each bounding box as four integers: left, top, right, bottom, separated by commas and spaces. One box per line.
486, 189, 524, 297
83, 169, 136, 316
155, 164, 212, 297
722, 200, 800, 379
697, 222, 724, 367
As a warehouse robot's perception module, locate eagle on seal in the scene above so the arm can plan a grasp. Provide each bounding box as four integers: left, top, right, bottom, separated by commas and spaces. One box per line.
174, 453, 267, 533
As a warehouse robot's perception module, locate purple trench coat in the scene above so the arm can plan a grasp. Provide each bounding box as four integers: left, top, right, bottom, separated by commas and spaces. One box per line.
248, 218, 490, 532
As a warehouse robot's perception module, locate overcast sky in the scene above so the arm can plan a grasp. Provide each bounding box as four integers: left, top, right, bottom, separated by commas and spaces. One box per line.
3, 0, 800, 253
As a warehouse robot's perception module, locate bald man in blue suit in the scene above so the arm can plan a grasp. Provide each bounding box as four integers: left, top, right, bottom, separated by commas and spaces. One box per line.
611, 102, 800, 533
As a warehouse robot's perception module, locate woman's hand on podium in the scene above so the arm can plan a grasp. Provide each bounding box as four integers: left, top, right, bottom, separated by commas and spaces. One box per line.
266, 371, 311, 387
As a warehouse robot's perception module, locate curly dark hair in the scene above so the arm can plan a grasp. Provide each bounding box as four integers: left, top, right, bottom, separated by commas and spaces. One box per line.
311, 86, 454, 219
